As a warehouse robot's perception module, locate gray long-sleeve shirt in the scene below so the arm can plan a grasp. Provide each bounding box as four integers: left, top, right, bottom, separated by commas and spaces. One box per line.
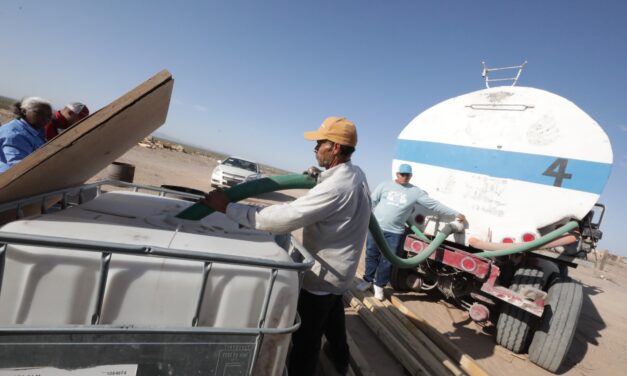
225, 162, 371, 294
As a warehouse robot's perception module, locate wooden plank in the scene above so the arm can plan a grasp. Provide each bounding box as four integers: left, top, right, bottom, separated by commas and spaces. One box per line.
350, 287, 460, 376
344, 305, 405, 375
345, 329, 376, 376
0, 70, 173, 204
319, 336, 357, 376
361, 295, 451, 376
380, 298, 464, 376
390, 295, 489, 376
344, 291, 428, 375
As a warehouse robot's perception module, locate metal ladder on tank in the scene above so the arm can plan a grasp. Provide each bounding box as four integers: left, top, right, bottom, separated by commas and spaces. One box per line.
482, 60, 527, 88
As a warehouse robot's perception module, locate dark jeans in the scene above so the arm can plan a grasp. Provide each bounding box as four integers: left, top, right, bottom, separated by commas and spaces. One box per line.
363, 231, 405, 287
288, 290, 349, 376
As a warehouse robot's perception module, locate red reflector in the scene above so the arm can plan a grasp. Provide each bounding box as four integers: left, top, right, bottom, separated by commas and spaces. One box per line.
522, 233, 536, 242
411, 241, 425, 253
461, 257, 477, 271
502, 237, 514, 243
414, 214, 425, 224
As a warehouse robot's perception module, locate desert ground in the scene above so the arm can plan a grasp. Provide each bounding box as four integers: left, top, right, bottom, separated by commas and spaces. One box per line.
90, 143, 627, 376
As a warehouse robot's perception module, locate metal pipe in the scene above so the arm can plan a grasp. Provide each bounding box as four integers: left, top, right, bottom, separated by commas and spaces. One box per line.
472, 221, 579, 258
0, 232, 313, 272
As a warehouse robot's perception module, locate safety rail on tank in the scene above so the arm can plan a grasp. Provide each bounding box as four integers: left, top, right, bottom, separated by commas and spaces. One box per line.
481, 60, 527, 88
0, 181, 315, 375
0, 179, 209, 219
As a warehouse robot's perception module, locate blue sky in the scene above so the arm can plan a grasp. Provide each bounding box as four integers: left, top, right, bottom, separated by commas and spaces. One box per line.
1, 0, 625, 255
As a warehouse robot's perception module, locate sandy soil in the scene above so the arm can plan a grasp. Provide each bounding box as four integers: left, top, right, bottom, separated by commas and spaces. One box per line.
92, 144, 627, 376
387, 261, 627, 376
0, 109, 16, 124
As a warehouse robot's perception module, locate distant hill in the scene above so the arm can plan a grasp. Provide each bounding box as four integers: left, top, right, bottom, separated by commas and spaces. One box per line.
151, 133, 294, 176
0, 95, 17, 111
0, 109, 16, 125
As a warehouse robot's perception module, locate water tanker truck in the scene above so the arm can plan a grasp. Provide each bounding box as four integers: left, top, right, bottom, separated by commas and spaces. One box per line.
387, 63, 612, 372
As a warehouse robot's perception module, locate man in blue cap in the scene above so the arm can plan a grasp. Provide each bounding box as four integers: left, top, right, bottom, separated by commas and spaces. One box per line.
357, 163, 465, 300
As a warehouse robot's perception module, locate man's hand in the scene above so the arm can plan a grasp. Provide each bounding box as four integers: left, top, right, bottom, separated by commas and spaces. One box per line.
456, 213, 466, 223
303, 166, 321, 179
200, 188, 230, 213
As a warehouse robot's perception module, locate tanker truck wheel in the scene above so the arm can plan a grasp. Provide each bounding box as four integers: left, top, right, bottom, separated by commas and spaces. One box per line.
527, 276, 583, 372
495, 267, 544, 353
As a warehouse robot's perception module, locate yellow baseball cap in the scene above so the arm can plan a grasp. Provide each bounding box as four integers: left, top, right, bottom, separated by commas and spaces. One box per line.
304, 116, 357, 147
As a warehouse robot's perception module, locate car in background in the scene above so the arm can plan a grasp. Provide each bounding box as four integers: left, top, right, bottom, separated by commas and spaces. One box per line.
211, 156, 262, 188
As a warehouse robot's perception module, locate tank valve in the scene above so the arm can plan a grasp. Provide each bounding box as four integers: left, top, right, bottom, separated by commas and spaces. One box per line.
449, 220, 465, 233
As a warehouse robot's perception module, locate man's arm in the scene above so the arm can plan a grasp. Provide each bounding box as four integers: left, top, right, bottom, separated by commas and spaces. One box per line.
205, 186, 338, 234
415, 188, 460, 218
370, 182, 384, 208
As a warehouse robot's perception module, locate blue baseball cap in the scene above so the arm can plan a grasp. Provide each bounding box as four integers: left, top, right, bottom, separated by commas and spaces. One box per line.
398, 164, 412, 174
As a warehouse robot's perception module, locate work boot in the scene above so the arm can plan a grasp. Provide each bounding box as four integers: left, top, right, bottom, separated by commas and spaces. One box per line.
356, 280, 373, 292
373, 285, 385, 301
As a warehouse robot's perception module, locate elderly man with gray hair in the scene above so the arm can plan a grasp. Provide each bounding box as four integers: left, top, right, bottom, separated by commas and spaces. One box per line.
0, 97, 52, 172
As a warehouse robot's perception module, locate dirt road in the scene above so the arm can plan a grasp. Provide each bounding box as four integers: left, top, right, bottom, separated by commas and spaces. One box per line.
390, 261, 626, 375
93, 144, 627, 375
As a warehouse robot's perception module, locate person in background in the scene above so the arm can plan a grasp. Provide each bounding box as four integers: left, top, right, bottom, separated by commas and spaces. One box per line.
44, 102, 89, 140
203, 116, 371, 376
0, 97, 52, 172
357, 163, 466, 300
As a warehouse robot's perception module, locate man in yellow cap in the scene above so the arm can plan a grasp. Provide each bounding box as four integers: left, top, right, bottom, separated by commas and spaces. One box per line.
203, 116, 371, 375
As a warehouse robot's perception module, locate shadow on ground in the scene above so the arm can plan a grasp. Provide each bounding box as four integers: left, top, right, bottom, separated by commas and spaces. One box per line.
558, 283, 605, 373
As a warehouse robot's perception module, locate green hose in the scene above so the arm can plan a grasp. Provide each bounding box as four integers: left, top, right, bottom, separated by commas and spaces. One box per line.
471, 221, 579, 258
371, 215, 457, 268
405, 220, 579, 260
175, 173, 578, 268
176, 174, 317, 220
408, 223, 432, 243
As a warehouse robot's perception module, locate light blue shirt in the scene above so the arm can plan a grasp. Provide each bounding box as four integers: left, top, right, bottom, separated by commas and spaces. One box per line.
0, 118, 46, 173
372, 180, 459, 234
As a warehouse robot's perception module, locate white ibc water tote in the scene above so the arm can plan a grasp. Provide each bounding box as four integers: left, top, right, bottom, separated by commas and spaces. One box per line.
395, 83, 613, 246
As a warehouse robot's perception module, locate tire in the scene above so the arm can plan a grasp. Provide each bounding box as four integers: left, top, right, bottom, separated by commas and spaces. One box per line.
390, 264, 411, 291
496, 267, 544, 353
528, 276, 583, 372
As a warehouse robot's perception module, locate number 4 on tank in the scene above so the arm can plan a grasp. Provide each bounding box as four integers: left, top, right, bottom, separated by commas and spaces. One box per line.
543, 158, 572, 187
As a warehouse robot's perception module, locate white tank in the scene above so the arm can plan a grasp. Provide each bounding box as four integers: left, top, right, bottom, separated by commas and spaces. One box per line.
395, 86, 613, 246
0, 191, 301, 375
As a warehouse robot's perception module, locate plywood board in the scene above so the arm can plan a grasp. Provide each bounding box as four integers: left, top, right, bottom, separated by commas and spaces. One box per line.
0, 70, 173, 204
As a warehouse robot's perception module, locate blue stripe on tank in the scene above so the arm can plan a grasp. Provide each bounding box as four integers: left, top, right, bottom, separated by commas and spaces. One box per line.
396, 139, 612, 194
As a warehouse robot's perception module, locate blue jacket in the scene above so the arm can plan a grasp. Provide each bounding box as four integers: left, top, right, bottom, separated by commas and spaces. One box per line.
0, 118, 46, 173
